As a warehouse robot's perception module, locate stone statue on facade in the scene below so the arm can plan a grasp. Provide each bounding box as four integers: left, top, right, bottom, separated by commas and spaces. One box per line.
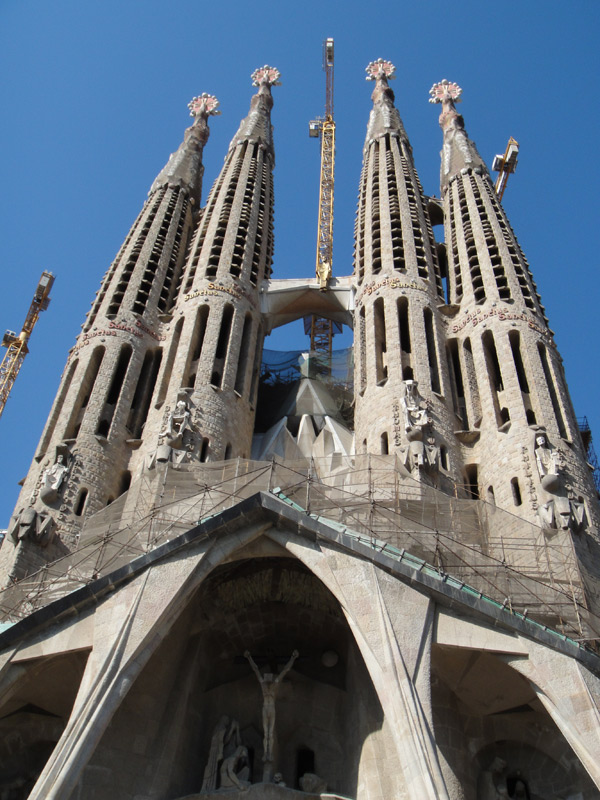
160, 399, 193, 449
478, 756, 510, 800
534, 431, 561, 493
219, 745, 250, 791
533, 430, 586, 533
400, 380, 430, 438
40, 455, 69, 505
244, 649, 298, 763
201, 715, 242, 793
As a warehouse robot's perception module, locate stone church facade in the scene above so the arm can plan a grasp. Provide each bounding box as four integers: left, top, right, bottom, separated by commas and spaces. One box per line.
0, 62, 598, 799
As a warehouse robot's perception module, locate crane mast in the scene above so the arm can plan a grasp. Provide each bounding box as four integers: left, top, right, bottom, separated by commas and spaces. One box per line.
308, 38, 336, 357
0, 271, 54, 420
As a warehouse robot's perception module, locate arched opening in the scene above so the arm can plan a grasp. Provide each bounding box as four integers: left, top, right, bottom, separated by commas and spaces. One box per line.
74, 557, 385, 798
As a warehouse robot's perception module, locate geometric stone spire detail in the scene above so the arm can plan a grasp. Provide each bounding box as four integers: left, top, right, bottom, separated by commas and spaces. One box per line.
149, 93, 220, 204
363, 58, 408, 149
429, 79, 487, 193
229, 66, 280, 158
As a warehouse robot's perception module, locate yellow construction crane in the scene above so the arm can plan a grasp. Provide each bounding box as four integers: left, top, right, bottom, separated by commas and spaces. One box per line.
308, 37, 336, 357
0, 271, 54, 419
493, 136, 519, 201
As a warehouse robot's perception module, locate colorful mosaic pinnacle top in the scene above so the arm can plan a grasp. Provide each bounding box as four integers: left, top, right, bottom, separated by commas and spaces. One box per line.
188, 93, 221, 118
365, 59, 396, 82
251, 66, 281, 88
429, 80, 462, 105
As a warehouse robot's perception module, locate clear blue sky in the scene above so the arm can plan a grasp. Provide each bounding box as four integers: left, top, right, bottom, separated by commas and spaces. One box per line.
0, 0, 598, 525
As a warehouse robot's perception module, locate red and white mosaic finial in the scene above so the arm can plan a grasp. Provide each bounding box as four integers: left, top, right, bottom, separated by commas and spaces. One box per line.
429, 79, 462, 105
365, 59, 396, 82
251, 66, 281, 88
188, 93, 221, 118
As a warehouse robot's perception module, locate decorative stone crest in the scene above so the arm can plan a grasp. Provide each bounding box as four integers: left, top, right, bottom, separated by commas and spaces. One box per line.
428, 79, 462, 105
188, 93, 221, 118
365, 58, 396, 82
251, 66, 281, 88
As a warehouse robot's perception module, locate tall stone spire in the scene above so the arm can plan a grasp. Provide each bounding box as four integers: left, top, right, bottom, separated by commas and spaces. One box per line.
0, 94, 218, 581
429, 79, 487, 195
431, 81, 599, 584
150, 92, 220, 204
140, 67, 280, 471
353, 61, 459, 491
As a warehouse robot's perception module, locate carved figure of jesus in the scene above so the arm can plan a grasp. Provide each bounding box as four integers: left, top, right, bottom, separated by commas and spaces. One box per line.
244, 649, 299, 762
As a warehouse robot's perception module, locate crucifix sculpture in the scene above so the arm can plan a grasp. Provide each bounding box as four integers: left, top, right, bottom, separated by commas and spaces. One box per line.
244, 649, 299, 764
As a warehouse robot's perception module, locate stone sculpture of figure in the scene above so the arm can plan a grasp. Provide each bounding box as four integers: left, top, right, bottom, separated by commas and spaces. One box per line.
317, 260, 331, 290
8, 508, 56, 548
201, 715, 241, 792
219, 745, 250, 791
273, 773, 286, 787
300, 773, 327, 793
244, 649, 299, 763
400, 380, 430, 439
478, 757, 509, 800
534, 431, 561, 493
160, 399, 192, 449
40, 455, 69, 505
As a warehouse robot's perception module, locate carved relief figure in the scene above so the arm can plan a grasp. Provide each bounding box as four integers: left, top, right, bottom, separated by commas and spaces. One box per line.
244, 649, 299, 763
201, 715, 241, 793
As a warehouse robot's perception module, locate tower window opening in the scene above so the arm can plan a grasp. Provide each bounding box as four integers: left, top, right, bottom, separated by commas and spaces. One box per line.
37, 357, 78, 459
182, 305, 210, 389
157, 317, 183, 407
424, 307, 441, 394
200, 437, 210, 462
370, 144, 382, 276
464, 464, 479, 499
211, 304, 234, 389
358, 306, 366, 395
447, 339, 468, 429
440, 445, 448, 470
128, 348, 162, 438
64, 346, 105, 440
511, 477, 523, 506
538, 343, 568, 439
95, 344, 133, 437
463, 338, 482, 426
224, 443, 232, 460
486, 485, 495, 505
381, 431, 389, 455
74, 488, 88, 517
482, 330, 509, 427
373, 297, 387, 384
509, 330, 530, 393
234, 314, 253, 396
119, 471, 131, 496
